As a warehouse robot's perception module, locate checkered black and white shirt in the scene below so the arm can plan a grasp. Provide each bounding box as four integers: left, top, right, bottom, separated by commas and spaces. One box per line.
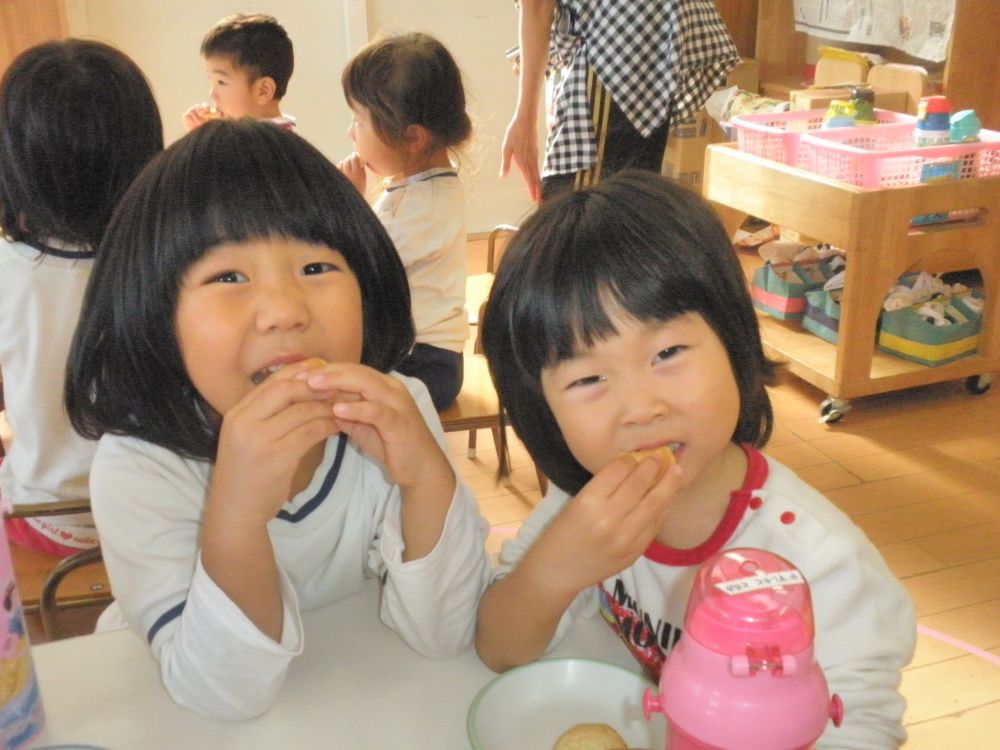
543, 0, 739, 177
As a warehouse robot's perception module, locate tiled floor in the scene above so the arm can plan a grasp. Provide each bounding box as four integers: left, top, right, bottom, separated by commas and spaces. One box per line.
458, 235, 1000, 748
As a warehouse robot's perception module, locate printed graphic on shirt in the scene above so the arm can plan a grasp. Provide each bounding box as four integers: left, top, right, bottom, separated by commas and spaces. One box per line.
598, 578, 682, 681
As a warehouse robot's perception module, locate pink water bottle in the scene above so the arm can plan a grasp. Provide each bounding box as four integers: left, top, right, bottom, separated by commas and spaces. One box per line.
0, 508, 45, 749
642, 548, 843, 750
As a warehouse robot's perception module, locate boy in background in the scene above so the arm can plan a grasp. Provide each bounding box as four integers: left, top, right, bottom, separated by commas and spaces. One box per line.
182, 12, 296, 131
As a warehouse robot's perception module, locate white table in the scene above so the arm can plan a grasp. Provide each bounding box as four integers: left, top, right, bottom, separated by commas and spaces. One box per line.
27, 583, 643, 749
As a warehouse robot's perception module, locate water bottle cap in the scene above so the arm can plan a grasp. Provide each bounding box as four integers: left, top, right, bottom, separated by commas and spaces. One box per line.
850, 85, 875, 103
682, 548, 815, 657
919, 95, 951, 115
950, 110, 982, 143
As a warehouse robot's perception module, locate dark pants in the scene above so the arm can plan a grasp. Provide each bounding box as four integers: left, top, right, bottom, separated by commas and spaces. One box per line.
395, 343, 464, 412
542, 71, 670, 201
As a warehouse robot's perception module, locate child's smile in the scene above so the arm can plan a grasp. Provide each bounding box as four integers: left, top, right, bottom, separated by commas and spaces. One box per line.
540, 309, 742, 499
175, 237, 363, 416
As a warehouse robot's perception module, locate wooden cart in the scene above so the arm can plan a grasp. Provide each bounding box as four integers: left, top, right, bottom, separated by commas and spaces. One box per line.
703, 143, 1000, 422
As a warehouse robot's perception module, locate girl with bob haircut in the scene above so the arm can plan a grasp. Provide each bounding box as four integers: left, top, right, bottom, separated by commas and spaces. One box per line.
0, 38, 162, 556
339, 32, 472, 411
476, 170, 915, 748
65, 119, 491, 720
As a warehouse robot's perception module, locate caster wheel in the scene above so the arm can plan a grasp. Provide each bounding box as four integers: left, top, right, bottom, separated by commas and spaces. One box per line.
965, 375, 993, 395
819, 397, 851, 424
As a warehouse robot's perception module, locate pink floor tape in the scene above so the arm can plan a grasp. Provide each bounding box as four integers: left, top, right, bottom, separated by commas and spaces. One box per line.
917, 624, 1000, 668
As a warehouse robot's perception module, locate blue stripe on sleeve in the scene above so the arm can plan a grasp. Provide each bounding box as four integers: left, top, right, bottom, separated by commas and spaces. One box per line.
147, 600, 186, 644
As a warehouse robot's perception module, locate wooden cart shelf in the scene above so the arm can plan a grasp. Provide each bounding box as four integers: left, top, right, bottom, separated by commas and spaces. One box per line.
704, 143, 1000, 410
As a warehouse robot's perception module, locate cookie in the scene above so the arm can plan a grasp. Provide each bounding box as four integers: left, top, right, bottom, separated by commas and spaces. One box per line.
552, 722, 627, 750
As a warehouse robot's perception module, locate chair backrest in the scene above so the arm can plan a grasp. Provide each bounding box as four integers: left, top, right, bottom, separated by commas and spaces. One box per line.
474, 224, 518, 355
486, 224, 518, 274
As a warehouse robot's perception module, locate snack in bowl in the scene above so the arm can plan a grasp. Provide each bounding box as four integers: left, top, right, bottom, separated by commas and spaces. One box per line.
552, 722, 627, 750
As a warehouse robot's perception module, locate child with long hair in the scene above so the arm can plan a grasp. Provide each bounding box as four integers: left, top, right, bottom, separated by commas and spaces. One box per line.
339, 32, 471, 411
476, 171, 915, 748
0, 39, 163, 556
65, 119, 491, 719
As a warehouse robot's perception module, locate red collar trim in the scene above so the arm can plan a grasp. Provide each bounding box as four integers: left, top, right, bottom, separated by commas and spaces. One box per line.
642, 444, 769, 566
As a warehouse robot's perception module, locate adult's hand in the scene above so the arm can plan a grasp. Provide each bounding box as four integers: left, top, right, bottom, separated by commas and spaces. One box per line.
500, 112, 542, 203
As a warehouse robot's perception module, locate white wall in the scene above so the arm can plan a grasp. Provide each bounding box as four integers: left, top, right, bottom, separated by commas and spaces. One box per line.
64, 0, 534, 231
366, 1, 537, 229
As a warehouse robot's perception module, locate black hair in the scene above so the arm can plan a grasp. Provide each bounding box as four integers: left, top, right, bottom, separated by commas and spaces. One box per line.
201, 13, 294, 99
481, 170, 777, 495
0, 38, 163, 249
66, 118, 413, 462
342, 32, 471, 151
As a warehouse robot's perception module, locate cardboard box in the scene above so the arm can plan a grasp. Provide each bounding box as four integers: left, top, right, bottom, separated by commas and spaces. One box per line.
662, 110, 711, 189
760, 76, 810, 101
664, 59, 762, 185
789, 85, 909, 113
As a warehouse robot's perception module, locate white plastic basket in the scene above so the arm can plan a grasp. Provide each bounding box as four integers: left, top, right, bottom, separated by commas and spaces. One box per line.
732, 109, 915, 167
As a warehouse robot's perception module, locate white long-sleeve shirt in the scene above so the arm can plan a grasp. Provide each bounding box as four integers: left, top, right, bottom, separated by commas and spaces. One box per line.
373, 168, 469, 353
91, 375, 491, 720
494, 446, 915, 749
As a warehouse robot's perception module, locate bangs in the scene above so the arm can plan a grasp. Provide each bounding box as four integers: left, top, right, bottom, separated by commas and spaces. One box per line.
147, 120, 362, 274
504, 199, 714, 377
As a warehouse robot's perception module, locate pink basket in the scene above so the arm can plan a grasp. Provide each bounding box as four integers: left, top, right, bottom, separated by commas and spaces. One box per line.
801, 123, 1000, 189
732, 109, 915, 167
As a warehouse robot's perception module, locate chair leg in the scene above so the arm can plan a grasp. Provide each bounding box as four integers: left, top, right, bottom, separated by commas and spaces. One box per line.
467, 429, 478, 459
490, 427, 503, 466
40, 546, 105, 641
535, 467, 548, 496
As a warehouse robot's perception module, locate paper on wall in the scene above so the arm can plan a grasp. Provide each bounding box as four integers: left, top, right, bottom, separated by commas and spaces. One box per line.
793, 0, 955, 62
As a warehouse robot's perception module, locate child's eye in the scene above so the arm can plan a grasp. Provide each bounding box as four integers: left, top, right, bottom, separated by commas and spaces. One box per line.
568, 374, 606, 389
211, 270, 246, 283
302, 262, 338, 275
653, 345, 684, 363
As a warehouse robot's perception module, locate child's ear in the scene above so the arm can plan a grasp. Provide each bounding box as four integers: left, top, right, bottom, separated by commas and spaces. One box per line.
404, 124, 432, 156
255, 76, 277, 104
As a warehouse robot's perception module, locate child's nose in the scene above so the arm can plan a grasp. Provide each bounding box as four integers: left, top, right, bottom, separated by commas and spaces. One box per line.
621, 379, 668, 424
254, 282, 310, 333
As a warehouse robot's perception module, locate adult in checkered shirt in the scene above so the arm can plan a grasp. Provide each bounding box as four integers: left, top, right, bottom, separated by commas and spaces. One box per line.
501, 0, 739, 201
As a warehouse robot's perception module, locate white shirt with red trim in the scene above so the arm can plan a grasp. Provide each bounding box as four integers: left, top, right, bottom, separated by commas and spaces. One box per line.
494, 446, 915, 750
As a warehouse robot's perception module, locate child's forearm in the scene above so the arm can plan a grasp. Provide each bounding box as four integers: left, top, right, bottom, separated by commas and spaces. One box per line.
201, 503, 283, 641
399, 451, 456, 561
475, 555, 580, 672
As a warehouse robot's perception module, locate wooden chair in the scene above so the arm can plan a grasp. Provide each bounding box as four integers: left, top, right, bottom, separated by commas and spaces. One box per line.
445, 223, 517, 460
6, 500, 112, 641
440, 224, 547, 493
2, 375, 111, 640
469, 223, 518, 355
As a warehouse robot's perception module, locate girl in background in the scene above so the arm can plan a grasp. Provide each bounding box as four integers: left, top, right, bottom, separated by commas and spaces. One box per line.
476, 170, 915, 749
0, 39, 163, 556
65, 119, 491, 719
339, 32, 471, 411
